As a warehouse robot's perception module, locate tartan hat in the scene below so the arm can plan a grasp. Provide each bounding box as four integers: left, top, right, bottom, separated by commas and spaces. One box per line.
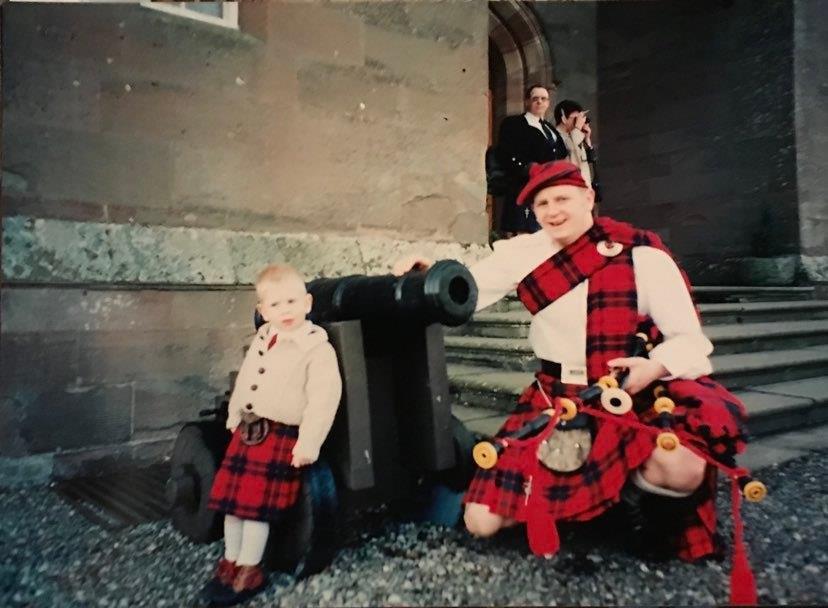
517, 160, 588, 205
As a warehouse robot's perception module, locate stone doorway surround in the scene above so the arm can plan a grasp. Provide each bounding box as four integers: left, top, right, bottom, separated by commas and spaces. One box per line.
487, 1, 555, 234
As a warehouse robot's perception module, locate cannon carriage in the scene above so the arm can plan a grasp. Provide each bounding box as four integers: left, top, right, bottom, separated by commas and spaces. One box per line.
166, 260, 479, 578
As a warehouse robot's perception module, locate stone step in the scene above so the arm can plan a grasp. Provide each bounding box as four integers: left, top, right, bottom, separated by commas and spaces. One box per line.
485, 286, 816, 313
455, 300, 828, 339
451, 375, 828, 440
448, 346, 828, 410
445, 321, 828, 369
706, 319, 828, 354
691, 285, 816, 303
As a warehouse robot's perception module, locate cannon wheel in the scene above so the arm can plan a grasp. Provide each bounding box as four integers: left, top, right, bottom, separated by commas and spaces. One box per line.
167, 421, 230, 543
265, 459, 339, 580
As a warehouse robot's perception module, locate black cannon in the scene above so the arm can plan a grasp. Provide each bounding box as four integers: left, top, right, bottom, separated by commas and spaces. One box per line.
167, 260, 478, 579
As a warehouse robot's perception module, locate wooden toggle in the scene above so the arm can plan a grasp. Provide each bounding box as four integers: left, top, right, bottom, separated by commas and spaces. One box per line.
652, 396, 680, 451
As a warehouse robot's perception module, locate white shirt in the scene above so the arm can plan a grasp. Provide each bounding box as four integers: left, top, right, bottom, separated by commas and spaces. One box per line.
469, 230, 713, 381
524, 112, 558, 141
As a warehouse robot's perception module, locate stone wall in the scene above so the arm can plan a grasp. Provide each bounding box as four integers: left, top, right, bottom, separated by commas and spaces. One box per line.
3, 2, 490, 244
533, 1, 598, 137
794, 0, 828, 283
596, 0, 799, 284
0, 1, 491, 484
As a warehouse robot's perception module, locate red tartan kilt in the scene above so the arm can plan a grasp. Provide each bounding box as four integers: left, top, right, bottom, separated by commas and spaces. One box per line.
208, 421, 302, 521
464, 372, 748, 561
465, 378, 654, 524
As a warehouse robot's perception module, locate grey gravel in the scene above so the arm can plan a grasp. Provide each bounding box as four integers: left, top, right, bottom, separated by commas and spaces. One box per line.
2, 451, 827, 607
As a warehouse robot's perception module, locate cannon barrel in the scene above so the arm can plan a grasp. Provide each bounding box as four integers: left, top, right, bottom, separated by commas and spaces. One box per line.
306, 260, 478, 327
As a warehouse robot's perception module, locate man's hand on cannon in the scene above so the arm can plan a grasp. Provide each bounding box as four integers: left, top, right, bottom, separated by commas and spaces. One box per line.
391, 255, 434, 276
606, 356, 668, 395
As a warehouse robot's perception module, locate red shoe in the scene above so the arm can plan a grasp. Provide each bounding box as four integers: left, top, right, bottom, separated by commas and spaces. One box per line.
216, 558, 239, 585
231, 564, 266, 594
205, 564, 268, 606
198, 558, 238, 604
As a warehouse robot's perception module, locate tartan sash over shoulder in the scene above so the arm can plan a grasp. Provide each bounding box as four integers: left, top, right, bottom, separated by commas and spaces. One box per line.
468, 217, 754, 594
516, 216, 696, 382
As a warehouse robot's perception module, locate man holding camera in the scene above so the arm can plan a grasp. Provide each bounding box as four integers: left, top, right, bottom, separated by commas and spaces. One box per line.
554, 99, 595, 187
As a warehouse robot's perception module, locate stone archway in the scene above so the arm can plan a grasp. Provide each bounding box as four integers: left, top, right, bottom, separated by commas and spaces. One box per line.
488, 0, 555, 141
487, 1, 554, 232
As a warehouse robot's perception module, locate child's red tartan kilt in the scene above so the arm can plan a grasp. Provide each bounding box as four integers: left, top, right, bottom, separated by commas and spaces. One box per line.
208, 421, 302, 521
464, 372, 747, 561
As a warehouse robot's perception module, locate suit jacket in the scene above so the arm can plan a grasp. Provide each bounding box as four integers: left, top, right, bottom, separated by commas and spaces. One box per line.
495, 114, 569, 184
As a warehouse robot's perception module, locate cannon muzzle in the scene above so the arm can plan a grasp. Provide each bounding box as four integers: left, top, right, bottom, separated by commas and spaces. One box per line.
306, 260, 477, 327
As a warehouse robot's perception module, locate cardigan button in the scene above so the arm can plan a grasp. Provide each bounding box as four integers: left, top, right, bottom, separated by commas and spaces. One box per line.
597, 240, 623, 257
258, 368, 265, 374
245, 403, 253, 410
258, 350, 264, 356
251, 385, 258, 391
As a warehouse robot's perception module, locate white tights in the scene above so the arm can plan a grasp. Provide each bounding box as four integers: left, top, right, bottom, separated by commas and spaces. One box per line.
223, 515, 270, 566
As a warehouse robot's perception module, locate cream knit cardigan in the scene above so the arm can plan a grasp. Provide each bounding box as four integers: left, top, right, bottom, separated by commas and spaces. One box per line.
227, 321, 342, 461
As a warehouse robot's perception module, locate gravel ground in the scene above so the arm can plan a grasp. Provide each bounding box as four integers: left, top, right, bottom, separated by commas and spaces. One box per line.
2, 451, 826, 607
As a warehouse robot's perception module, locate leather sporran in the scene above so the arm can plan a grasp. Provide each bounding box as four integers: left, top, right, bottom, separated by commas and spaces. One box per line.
536, 428, 592, 473
239, 412, 271, 446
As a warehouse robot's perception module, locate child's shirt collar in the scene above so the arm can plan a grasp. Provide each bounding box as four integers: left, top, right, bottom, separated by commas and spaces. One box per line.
261, 320, 326, 352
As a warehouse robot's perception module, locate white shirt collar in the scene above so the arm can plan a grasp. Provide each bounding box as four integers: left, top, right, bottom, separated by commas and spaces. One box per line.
524, 111, 544, 127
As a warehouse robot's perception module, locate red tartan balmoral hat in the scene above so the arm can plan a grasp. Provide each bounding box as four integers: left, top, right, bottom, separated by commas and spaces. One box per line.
516, 160, 588, 205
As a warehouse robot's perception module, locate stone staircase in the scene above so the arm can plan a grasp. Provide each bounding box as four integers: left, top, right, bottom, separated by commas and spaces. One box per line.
446, 286, 828, 441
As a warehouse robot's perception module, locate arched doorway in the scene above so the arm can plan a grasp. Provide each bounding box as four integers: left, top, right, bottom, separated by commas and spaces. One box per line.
488, 1, 555, 233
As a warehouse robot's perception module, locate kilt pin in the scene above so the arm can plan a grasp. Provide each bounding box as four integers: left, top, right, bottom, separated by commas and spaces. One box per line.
464, 217, 756, 602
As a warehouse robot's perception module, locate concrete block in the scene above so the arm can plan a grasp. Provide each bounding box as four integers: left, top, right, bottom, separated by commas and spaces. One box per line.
3, 124, 175, 210
746, 377, 828, 402
0, 396, 31, 458
132, 377, 223, 434
759, 428, 828, 452
463, 415, 509, 438
2, 194, 108, 223
269, 3, 365, 67
737, 443, 806, 471
21, 384, 132, 453
0, 333, 80, 388
0, 454, 54, 488
51, 436, 175, 480
75, 329, 242, 384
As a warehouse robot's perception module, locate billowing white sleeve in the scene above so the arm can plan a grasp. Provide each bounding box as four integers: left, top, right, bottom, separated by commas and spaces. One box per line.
634, 247, 713, 379
469, 240, 523, 312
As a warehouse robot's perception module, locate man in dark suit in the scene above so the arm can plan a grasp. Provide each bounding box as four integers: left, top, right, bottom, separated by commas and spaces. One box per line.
495, 84, 569, 234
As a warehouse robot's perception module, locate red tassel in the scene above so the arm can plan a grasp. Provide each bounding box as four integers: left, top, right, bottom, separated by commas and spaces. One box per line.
730, 543, 757, 605
729, 480, 757, 606
527, 499, 560, 557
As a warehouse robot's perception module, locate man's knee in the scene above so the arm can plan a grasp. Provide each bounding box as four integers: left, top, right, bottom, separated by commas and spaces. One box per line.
464, 503, 504, 538
644, 446, 707, 493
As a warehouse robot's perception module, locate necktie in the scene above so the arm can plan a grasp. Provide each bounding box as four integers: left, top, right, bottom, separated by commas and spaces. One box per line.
540, 120, 557, 142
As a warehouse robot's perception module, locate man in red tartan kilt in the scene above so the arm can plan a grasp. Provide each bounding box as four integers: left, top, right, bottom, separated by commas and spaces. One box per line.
393, 160, 758, 604
200, 264, 342, 606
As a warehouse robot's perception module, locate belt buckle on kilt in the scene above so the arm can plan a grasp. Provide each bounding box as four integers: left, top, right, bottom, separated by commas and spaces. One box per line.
537, 428, 592, 472
239, 417, 271, 446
